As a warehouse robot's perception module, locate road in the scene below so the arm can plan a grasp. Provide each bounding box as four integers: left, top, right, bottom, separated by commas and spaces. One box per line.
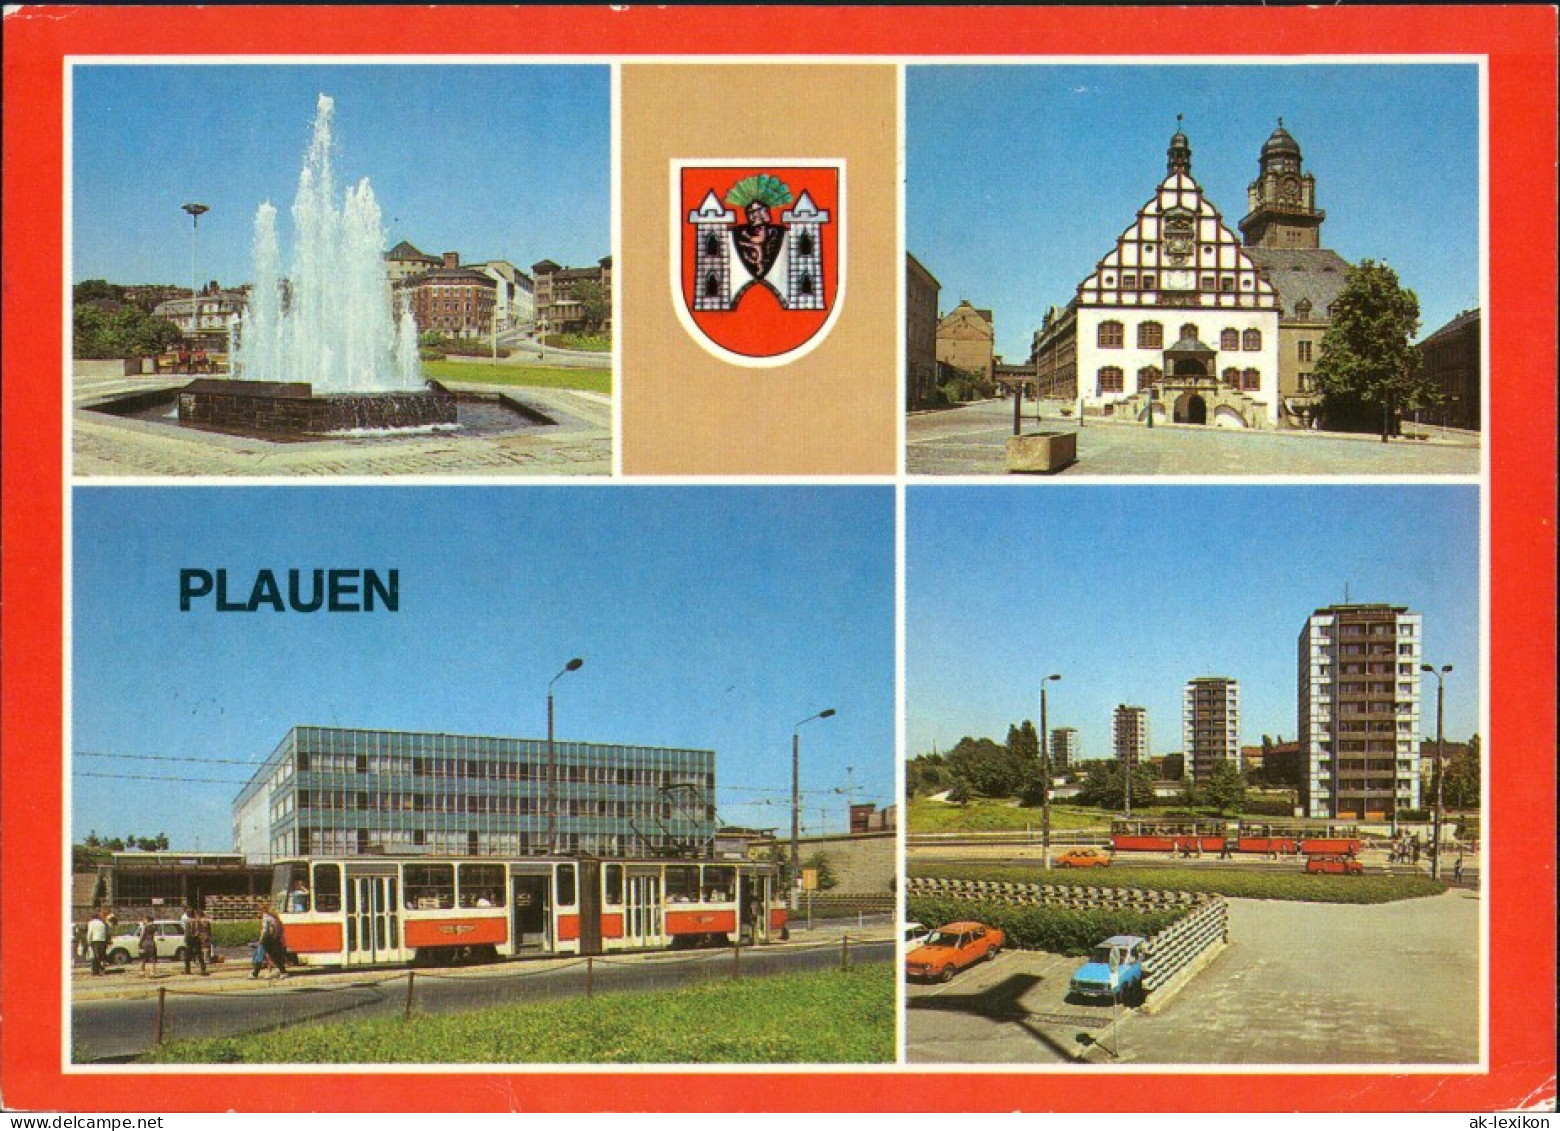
906, 398, 1482, 476
71, 935, 892, 1063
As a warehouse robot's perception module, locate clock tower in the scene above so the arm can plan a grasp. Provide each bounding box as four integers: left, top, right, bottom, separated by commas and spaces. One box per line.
1238, 119, 1325, 249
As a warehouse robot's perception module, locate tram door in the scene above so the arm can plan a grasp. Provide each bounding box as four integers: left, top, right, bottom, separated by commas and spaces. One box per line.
510, 870, 551, 952
345, 869, 399, 965
738, 871, 770, 944
624, 867, 664, 947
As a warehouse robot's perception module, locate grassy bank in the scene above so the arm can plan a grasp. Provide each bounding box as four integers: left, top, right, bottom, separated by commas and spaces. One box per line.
912, 861, 1446, 904
422, 359, 612, 395
908, 797, 1108, 834
141, 966, 892, 1065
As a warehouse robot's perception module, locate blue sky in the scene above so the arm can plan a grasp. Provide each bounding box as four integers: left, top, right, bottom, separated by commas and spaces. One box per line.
72, 64, 610, 286
71, 487, 894, 850
908, 64, 1481, 360
907, 485, 1481, 764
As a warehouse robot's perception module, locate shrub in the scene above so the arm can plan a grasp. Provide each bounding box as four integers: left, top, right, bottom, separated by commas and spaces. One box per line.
906, 895, 1181, 956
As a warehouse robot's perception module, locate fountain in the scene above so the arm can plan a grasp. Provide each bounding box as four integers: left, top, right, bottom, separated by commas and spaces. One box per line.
178, 94, 455, 436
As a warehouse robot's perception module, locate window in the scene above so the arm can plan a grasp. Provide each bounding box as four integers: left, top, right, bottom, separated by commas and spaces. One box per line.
604, 864, 623, 905
1121, 272, 1137, 289
1200, 274, 1216, 292
1243, 329, 1262, 351
1097, 366, 1124, 394
404, 863, 455, 910
665, 865, 700, 903
1097, 321, 1124, 348
1221, 276, 1236, 292
1295, 298, 1313, 319
1242, 368, 1260, 391
1220, 328, 1240, 351
313, 863, 342, 913
702, 865, 736, 902
1141, 273, 1156, 291
1138, 366, 1162, 388
457, 863, 506, 908
1222, 368, 1241, 388
555, 864, 577, 907
1298, 339, 1313, 363
1137, 322, 1163, 349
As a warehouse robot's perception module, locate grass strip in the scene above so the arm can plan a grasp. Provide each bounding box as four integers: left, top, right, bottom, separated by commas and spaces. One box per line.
422, 359, 612, 394
140, 965, 892, 1065
913, 862, 1446, 904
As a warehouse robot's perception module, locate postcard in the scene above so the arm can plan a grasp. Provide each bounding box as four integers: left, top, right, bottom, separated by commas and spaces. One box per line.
1, 3, 1554, 1116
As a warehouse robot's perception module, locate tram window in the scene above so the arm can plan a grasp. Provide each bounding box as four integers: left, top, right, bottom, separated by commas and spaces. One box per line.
702, 865, 736, 902
458, 863, 505, 908
666, 865, 700, 903
313, 863, 342, 912
604, 864, 623, 905
556, 864, 577, 907
404, 863, 455, 909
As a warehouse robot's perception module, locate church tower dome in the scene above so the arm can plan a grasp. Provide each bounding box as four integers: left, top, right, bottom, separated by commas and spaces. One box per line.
1239, 118, 1324, 249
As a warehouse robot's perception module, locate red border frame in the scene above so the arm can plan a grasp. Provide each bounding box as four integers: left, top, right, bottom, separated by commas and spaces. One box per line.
3, 5, 1554, 1113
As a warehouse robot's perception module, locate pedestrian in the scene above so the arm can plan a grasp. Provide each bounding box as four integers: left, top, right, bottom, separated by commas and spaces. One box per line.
1411, 838, 1421, 865
1453, 855, 1464, 883
183, 907, 209, 975
87, 910, 109, 976
257, 902, 288, 979
136, 913, 158, 977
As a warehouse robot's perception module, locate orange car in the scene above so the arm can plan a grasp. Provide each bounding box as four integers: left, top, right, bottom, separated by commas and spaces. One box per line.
904, 920, 1004, 982
1056, 847, 1112, 868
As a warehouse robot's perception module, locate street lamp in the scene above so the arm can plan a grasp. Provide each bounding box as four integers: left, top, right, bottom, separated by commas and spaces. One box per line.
1421, 663, 1452, 880
1039, 674, 1061, 870
546, 657, 584, 854
181, 203, 209, 351
791, 708, 836, 903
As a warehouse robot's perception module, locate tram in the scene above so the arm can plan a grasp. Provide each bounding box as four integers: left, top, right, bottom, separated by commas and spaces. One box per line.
1232, 820, 1361, 856
1109, 817, 1227, 853
269, 855, 786, 968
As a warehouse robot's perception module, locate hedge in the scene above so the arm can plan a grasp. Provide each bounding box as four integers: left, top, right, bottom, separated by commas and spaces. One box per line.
913, 863, 1446, 905
907, 895, 1182, 956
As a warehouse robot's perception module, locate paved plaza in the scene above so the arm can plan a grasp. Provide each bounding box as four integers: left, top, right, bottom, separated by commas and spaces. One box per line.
907, 399, 1482, 476
72, 375, 611, 477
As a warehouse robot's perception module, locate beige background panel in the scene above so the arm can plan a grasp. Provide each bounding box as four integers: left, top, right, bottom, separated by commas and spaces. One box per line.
621, 65, 898, 476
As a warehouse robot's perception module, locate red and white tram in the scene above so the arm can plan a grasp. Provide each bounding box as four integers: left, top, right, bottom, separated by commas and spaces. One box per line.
269, 855, 786, 968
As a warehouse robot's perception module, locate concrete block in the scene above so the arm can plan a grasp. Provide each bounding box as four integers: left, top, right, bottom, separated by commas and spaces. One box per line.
1006, 430, 1077, 474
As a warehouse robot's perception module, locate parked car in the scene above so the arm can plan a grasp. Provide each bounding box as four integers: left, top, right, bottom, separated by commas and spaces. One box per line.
1055, 847, 1111, 868
903, 921, 932, 950
904, 921, 1004, 982
1068, 934, 1148, 1004
105, 919, 189, 966
1306, 853, 1364, 874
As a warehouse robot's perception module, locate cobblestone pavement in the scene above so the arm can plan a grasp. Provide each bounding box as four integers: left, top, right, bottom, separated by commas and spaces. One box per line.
907, 400, 1482, 477
72, 376, 611, 478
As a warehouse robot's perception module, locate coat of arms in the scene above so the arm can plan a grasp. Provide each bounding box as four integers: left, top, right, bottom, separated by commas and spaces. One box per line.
673, 161, 845, 366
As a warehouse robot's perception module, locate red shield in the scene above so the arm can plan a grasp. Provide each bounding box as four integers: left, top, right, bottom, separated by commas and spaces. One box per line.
673, 162, 844, 366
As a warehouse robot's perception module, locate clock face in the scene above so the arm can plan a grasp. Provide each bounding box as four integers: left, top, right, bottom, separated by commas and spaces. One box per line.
1281, 175, 1301, 203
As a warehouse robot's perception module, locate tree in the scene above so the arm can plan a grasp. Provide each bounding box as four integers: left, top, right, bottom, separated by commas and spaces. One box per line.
73, 303, 182, 359
905, 752, 947, 798
1077, 760, 1155, 810
802, 851, 839, 891
1163, 752, 1185, 781
1203, 761, 1248, 816
1311, 259, 1431, 437
944, 734, 1029, 799
570, 280, 611, 335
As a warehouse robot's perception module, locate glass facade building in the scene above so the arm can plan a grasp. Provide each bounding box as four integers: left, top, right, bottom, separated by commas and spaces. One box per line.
233, 726, 717, 863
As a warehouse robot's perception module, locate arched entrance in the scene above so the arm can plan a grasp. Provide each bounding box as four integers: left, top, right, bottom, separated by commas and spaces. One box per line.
1174, 392, 1208, 425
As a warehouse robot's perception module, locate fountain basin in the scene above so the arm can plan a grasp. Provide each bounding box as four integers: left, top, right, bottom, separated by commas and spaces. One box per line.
178, 379, 456, 437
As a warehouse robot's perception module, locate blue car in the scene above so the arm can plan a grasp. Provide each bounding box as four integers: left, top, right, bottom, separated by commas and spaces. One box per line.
1068, 934, 1148, 1005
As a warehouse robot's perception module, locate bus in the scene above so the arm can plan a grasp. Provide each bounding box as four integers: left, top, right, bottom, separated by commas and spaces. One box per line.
269, 855, 786, 968
1109, 818, 1227, 854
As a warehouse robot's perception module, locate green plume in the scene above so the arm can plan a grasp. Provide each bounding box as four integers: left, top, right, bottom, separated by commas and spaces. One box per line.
724, 173, 793, 209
